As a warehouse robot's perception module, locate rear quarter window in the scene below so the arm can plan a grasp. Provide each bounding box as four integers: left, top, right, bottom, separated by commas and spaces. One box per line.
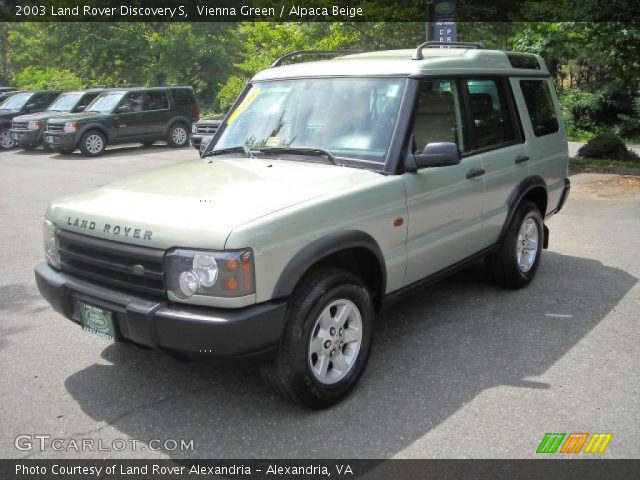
170, 88, 196, 106
519, 80, 559, 137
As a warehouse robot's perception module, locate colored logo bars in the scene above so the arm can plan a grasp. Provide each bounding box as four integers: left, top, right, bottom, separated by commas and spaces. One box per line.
536, 433, 613, 454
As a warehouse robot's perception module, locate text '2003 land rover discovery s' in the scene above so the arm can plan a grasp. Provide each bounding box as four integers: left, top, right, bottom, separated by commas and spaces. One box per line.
35, 44, 570, 408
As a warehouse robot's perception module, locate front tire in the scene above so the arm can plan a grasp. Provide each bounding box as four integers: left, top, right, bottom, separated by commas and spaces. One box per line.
487, 200, 544, 289
79, 130, 107, 157
166, 123, 189, 148
261, 268, 374, 409
0, 128, 15, 150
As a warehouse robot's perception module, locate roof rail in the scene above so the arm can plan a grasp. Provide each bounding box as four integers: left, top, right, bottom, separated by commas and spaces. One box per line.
271, 50, 364, 68
412, 41, 485, 60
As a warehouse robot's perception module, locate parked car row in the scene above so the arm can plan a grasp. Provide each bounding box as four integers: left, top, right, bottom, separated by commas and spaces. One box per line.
1, 86, 200, 156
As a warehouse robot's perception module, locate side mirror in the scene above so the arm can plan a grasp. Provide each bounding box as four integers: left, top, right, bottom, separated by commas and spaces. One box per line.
24, 103, 37, 112
116, 105, 130, 114
405, 141, 461, 172
75, 105, 86, 112
199, 136, 213, 154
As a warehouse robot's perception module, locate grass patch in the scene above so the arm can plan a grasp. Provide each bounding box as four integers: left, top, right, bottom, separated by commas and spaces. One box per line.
570, 156, 640, 169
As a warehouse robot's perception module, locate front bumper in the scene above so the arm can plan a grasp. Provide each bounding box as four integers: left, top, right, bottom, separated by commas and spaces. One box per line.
9, 129, 42, 146
35, 263, 287, 359
43, 131, 78, 150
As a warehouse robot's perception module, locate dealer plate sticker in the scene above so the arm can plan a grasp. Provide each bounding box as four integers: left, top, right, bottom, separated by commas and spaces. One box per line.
79, 303, 115, 341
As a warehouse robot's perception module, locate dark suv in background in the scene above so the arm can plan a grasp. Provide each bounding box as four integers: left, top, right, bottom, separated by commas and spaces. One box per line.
0, 90, 62, 150
10, 89, 103, 150
44, 86, 199, 156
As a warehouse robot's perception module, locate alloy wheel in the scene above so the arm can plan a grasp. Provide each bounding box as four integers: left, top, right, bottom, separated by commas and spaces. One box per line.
308, 299, 363, 385
516, 217, 539, 273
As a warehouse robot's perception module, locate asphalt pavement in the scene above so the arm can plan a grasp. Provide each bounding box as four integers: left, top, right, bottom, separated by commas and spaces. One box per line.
0, 145, 638, 459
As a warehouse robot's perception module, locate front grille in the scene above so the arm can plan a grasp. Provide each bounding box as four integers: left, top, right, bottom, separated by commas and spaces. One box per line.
58, 230, 166, 298
47, 123, 65, 132
196, 124, 219, 134
12, 121, 28, 130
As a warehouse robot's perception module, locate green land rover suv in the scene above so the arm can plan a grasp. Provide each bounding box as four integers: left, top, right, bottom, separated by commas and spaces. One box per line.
35, 44, 570, 408
10, 89, 103, 150
43, 86, 199, 156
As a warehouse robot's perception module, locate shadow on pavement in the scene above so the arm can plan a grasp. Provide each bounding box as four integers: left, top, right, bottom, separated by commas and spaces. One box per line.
64, 251, 637, 458
46, 144, 192, 160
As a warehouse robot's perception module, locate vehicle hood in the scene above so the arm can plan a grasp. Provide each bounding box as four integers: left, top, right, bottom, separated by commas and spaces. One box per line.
47, 111, 110, 124
0, 109, 22, 120
12, 111, 64, 123
47, 157, 381, 250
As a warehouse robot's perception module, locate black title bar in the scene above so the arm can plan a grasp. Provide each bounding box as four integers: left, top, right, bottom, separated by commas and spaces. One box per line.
1, 459, 640, 480
0, 0, 639, 22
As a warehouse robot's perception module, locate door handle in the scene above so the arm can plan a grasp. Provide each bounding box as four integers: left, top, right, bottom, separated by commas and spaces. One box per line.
466, 168, 485, 179
515, 155, 530, 164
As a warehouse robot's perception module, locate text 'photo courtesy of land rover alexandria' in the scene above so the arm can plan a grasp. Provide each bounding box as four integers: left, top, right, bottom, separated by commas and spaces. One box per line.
43, 86, 199, 156
35, 43, 570, 408
0, 90, 62, 150
10, 89, 104, 151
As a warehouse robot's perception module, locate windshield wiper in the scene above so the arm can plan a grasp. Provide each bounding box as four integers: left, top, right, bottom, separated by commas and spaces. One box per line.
258, 147, 336, 165
203, 145, 255, 160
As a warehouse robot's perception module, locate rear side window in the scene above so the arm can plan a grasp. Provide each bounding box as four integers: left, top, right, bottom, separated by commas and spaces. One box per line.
31, 92, 60, 109
171, 88, 196, 106
519, 80, 559, 137
144, 91, 169, 110
465, 79, 516, 150
78, 92, 100, 109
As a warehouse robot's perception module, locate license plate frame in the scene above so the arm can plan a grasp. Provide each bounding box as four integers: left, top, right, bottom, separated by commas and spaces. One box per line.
79, 302, 116, 341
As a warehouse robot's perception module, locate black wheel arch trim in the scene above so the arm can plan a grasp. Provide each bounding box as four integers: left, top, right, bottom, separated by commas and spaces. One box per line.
499, 175, 547, 242
164, 117, 191, 136
271, 230, 387, 300
79, 124, 110, 143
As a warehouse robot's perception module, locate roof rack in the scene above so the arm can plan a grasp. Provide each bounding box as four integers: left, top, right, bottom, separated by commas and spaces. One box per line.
271, 50, 364, 68
412, 41, 485, 60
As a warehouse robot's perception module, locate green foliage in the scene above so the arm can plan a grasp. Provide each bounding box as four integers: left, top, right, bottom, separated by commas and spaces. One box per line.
577, 133, 639, 161
559, 87, 603, 135
13, 66, 84, 90
216, 75, 248, 112
0, 20, 638, 133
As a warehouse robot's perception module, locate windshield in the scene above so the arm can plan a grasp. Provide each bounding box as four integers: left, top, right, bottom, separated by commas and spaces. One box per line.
86, 91, 125, 113
215, 78, 406, 164
0, 92, 32, 111
47, 93, 83, 112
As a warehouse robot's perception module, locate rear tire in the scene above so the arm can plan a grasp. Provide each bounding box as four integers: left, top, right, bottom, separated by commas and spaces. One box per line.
487, 200, 544, 289
79, 130, 106, 157
166, 123, 188, 148
260, 268, 374, 409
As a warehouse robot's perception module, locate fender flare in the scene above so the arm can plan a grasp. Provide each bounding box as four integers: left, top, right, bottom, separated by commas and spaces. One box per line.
163, 116, 191, 137
499, 175, 547, 242
78, 124, 111, 143
271, 230, 387, 299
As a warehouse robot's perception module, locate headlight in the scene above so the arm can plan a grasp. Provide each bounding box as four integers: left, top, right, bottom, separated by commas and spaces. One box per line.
43, 219, 60, 269
27, 120, 41, 130
165, 249, 255, 301
63, 121, 78, 133
191, 123, 197, 134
